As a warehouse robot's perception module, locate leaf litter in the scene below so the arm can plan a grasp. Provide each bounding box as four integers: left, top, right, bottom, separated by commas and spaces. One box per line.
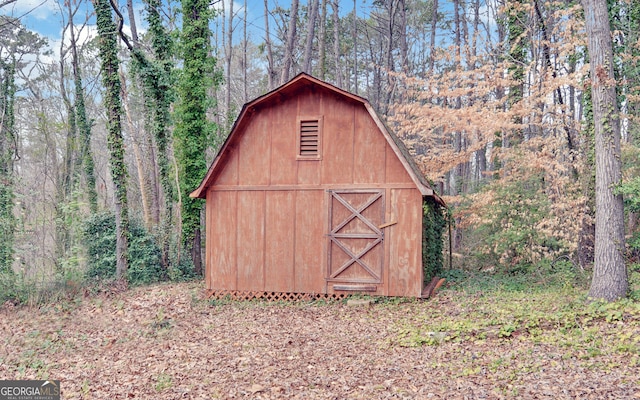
0, 282, 639, 399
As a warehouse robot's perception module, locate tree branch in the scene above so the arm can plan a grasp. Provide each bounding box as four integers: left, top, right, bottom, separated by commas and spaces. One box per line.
109, 0, 133, 51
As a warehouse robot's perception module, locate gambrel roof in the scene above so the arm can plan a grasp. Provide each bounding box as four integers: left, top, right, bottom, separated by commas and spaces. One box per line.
190, 73, 435, 199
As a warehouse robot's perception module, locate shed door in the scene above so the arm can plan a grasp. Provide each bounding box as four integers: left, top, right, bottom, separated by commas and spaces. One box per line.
327, 190, 384, 284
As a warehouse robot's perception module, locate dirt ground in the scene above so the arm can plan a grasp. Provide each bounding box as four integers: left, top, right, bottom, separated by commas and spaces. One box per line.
1, 282, 638, 399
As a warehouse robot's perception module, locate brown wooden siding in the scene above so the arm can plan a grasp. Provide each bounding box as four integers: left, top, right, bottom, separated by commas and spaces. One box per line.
237, 191, 265, 291
354, 105, 386, 184
294, 190, 325, 293
387, 188, 423, 296
207, 190, 238, 291
265, 191, 295, 291
202, 78, 427, 298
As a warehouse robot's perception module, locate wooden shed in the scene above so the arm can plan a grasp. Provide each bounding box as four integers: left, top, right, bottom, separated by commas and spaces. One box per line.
191, 73, 442, 299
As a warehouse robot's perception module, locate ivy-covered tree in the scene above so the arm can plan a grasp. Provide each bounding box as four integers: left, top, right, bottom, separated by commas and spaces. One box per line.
145, 0, 175, 271
175, 0, 219, 275
0, 16, 43, 275
0, 54, 16, 275
92, 0, 130, 279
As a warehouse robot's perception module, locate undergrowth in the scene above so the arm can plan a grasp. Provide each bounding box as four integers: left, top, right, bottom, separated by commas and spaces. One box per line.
391, 266, 640, 363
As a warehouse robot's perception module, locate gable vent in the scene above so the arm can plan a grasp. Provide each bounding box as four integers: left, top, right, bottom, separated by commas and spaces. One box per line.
298, 118, 322, 158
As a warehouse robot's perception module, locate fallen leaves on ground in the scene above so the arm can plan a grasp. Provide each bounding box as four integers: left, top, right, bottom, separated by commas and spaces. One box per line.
1, 282, 639, 399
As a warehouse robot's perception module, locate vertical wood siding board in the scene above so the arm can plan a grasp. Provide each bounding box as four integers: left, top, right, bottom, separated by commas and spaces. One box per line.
267, 107, 273, 186
265, 191, 295, 292
318, 190, 331, 293
381, 190, 386, 293
234, 190, 239, 290
237, 191, 266, 291
292, 189, 298, 291
383, 188, 391, 295
387, 188, 423, 297
322, 94, 354, 184
295, 95, 301, 185
262, 190, 267, 292
210, 190, 237, 291
354, 107, 385, 184
294, 190, 324, 293
238, 116, 269, 185
385, 142, 413, 184
351, 104, 355, 184
215, 147, 239, 185
387, 189, 405, 296
271, 104, 297, 185
413, 191, 424, 296
205, 191, 211, 290
327, 192, 335, 281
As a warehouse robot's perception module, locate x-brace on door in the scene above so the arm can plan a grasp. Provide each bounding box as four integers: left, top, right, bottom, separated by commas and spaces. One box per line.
327, 190, 384, 284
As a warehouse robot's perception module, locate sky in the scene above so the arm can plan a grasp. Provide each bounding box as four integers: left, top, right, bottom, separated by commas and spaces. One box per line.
1, 0, 369, 52
1, 0, 293, 48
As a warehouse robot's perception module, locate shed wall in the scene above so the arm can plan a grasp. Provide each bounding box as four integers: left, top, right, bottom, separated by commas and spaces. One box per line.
204, 86, 424, 297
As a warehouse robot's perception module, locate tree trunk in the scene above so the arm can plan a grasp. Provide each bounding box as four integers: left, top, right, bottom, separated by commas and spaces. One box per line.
280, 0, 299, 84
583, 0, 627, 301
243, 0, 248, 103
126, 0, 139, 43
318, 0, 327, 80
121, 74, 153, 227
352, 0, 358, 93
176, 0, 215, 275
332, 0, 341, 87
302, 0, 318, 73
264, 0, 275, 89
225, 0, 233, 126
428, 0, 438, 75
0, 57, 16, 275
93, 0, 130, 280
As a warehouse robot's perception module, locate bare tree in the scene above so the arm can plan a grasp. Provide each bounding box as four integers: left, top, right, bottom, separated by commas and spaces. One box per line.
302, 0, 318, 73
280, 0, 299, 84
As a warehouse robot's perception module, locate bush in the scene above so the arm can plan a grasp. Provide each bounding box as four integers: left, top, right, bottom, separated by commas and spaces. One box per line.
82, 212, 164, 285
423, 198, 448, 283
456, 174, 580, 273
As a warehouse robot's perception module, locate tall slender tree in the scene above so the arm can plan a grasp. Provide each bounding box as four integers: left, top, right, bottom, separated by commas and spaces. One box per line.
175, 0, 217, 275
583, 0, 627, 301
92, 0, 130, 279
0, 55, 16, 275
280, 0, 299, 84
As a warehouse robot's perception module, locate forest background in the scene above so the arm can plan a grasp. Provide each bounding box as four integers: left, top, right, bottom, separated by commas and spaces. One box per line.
0, 0, 639, 304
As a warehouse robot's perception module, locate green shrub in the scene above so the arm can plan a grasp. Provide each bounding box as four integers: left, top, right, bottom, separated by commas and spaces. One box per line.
422, 198, 448, 283
82, 212, 164, 285
457, 174, 577, 274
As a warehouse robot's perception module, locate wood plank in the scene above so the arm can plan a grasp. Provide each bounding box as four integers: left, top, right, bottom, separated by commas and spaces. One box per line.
269, 103, 298, 185
294, 190, 325, 293
237, 113, 270, 185
208, 190, 237, 291
353, 105, 386, 184
385, 144, 413, 184
321, 93, 354, 184
387, 188, 423, 297
333, 285, 377, 292
265, 191, 295, 292
214, 146, 239, 185
236, 191, 265, 291
297, 86, 323, 115
297, 159, 322, 185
